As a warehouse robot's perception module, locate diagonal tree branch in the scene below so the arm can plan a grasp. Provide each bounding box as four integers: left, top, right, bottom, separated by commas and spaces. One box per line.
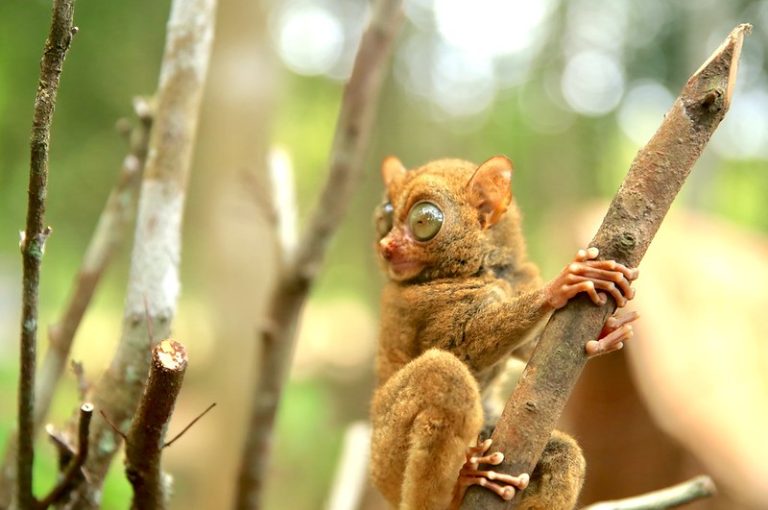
15, 0, 77, 508
461, 23, 751, 510
61, 1, 217, 507
234, 1, 404, 508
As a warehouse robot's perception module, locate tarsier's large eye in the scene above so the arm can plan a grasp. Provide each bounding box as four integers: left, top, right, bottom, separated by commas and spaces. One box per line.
375, 201, 394, 238
408, 201, 443, 241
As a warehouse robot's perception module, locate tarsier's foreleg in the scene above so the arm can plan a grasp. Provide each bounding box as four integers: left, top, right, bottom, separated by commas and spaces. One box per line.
370, 349, 485, 510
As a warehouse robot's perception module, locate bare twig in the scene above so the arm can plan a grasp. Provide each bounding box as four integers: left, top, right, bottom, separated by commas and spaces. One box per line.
60, 1, 216, 507
71, 360, 89, 401
234, 2, 404, 508
0, 98, 151, 508
45, 425, 75, 471
163, 402, 216, 449
461, 24, 750, 509
97, 411, 127, 443
581, 475, 717, 510
15, 0, 77, 507
36, 403, 94, 509
125, 340, 188, 510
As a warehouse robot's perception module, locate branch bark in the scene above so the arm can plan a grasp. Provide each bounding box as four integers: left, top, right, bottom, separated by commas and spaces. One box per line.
461, 23, 750, 510
0, 100, 151, 509
61, 1, 216, 507
581, 475, 716, 510
16, 1, 77, 508
233, 2, 404, 508
125, 340, 188, 510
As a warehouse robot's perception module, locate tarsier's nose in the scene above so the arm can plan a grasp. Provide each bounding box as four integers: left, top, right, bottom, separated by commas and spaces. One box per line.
379, 237, 398, 261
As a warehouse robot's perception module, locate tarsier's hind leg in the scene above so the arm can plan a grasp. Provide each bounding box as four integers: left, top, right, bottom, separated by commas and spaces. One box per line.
371, 349, 483, 510
517, 430, 586, 510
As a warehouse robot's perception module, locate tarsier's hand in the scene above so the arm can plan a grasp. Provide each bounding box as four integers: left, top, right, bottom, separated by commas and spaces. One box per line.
545, 247, 640, 358
546, 247, 638, 309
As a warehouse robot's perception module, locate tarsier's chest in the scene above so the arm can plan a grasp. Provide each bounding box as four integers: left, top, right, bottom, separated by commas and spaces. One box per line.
380, 276, 510, 365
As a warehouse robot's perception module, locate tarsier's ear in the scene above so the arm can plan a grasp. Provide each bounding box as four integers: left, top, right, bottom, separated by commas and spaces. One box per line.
381, 156, 407, 191
467, 156, 513, 228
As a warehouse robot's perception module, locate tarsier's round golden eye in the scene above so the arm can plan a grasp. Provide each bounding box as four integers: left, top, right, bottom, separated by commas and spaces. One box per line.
408, 201, 443, 241
375, 202, 394, 238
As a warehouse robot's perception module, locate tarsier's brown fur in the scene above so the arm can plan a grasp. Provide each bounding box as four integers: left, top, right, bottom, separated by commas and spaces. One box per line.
370, 157, 637, 510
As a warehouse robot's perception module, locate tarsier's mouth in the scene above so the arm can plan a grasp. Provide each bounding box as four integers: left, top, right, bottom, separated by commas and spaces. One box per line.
386, 259, 425, 280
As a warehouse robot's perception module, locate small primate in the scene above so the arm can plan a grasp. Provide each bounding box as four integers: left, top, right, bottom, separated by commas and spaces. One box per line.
370, 156, 639, 510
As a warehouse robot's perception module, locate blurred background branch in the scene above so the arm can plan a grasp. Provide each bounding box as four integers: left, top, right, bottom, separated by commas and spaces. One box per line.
234, 1, 404, 508
58, 0, 217, 507
581, 475, 717, 510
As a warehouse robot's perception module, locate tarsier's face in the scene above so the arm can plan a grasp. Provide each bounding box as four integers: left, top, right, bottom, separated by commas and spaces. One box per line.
374, 197, 446, 281
375, 156, 513, 283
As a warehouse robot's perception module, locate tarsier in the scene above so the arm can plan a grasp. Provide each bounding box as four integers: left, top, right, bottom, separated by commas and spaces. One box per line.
370, 156, 639, 510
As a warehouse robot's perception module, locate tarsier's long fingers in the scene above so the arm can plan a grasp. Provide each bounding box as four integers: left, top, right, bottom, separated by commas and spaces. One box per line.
461, 470, 530, 489
585, 311, 640, 357
549, 248, 638, 309
564, 274, 630, 307
465, 439, 492, 461
568, 265, 637, 300
458, 472, 530, 501
574, 247, 639, 280
603, 310, 640, 332
458, 439, 529, 502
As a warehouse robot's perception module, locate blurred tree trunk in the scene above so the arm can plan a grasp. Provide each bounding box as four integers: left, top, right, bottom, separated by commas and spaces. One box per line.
180, 0, 277, 507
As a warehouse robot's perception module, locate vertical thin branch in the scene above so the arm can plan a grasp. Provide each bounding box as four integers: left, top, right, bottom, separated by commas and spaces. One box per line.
234, 1, 404, 508
61, 1, 217, 507
16, 0, 77, 508
125, 340, 188, 510
0, 101, 151, 508
461, 23, 750, 510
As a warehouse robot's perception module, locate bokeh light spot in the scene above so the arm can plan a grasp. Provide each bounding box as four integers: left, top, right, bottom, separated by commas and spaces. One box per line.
272, 1, 344, 76
561, 51, 625, 116
618, 80, 674, 146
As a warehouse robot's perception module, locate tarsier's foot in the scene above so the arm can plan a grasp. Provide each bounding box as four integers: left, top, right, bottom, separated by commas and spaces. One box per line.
547, 247, 639, 309
456, 439, 530, 502
585, 310, 639, 357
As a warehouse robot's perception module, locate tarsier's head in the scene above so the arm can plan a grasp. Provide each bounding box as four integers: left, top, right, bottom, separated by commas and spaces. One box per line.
374, 156, 515, 283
